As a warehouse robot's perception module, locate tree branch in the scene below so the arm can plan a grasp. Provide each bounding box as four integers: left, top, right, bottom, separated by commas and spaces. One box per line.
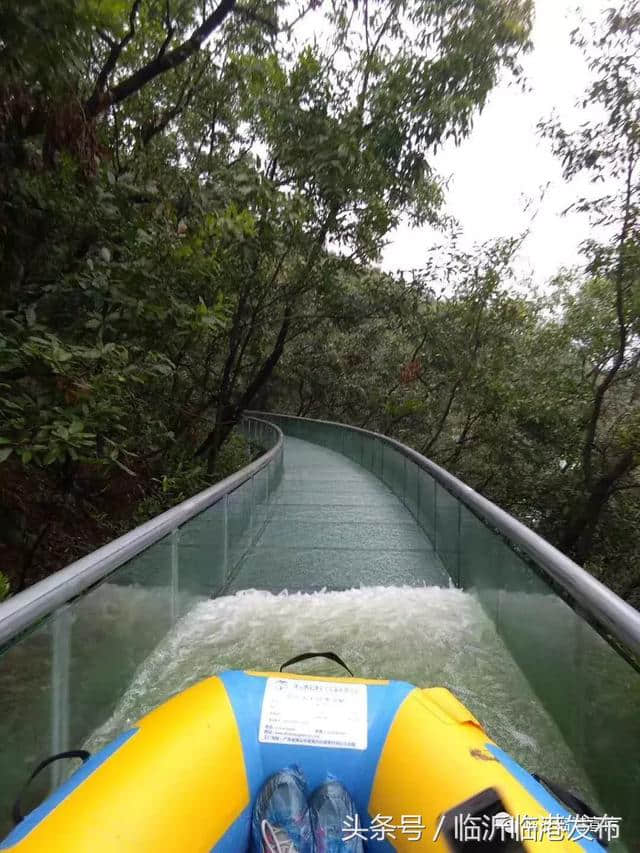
86, 0, 143, 116
581, 142, 635, 486
141, 59, 209, 145
235, 4, 277, 33
158, 0, 175, 59
86, 0, 236, 119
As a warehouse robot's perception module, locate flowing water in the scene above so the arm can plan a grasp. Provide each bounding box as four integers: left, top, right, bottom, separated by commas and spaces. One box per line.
4, 430, 625, 843
85, 584, 598, 806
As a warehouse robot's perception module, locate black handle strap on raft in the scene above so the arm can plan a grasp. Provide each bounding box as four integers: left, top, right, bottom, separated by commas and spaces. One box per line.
12, 749, 91, 826
532, 774, 608, 847
280, 651, 354, 677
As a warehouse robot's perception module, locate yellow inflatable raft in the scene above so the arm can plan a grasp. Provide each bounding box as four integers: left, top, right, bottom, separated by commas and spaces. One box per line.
1, 670, 605, 852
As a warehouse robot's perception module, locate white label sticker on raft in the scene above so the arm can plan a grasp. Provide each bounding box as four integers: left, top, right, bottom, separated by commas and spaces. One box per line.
258, 678, 368, 750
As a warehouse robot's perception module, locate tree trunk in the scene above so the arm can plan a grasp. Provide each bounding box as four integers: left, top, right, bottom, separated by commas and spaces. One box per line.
196, 305, 292, 472
560, 449, 635, 563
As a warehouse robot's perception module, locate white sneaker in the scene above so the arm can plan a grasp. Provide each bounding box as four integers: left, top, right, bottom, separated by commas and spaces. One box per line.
261, 818, 300, 853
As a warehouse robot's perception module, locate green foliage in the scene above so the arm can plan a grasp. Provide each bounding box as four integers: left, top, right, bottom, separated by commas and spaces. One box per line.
0, 0, 533, 590
1, 159, 228, 476
536, 0, 640, 571
0, 0, 93, 88
209, 431, 254, 481
268, 231, 640, 605
0, 0, 637, 613
132, 460, 211, 523
132, 433, 252, 523
0, 572, 9, 601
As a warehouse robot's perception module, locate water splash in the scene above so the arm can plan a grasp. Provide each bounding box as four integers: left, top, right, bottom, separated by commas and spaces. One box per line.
86, 585, 596, 802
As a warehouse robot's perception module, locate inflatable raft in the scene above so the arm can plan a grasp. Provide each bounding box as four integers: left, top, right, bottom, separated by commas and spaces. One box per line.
1, 669, 605, 852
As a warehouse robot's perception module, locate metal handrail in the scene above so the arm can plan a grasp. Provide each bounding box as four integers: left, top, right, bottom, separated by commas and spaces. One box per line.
0, 417, 283, 649
250, 411, 640, 661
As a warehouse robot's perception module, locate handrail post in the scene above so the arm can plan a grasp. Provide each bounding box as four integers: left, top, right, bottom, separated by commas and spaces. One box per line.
433, 481, 438, 553
455, 501, 461, 586
170, 529, 179, 623
250, 474, 255, 542
223, 494, 229, 586
402, 455, 407, 508
51, 604, 71, 789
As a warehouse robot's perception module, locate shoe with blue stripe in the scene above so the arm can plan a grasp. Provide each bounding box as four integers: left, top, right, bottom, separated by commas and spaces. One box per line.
309, 780, 365, 853
251, 767, 314, 853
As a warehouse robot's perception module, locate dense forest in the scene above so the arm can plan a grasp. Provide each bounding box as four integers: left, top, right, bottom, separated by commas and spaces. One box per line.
0, 0, 638, 606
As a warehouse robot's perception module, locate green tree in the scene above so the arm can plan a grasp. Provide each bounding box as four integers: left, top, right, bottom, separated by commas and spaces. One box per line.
190, 0, 533, 468
0, 571, 9, 601
0, 0, 532, 589
267, 232, 640, 605
539, 0, 640, 565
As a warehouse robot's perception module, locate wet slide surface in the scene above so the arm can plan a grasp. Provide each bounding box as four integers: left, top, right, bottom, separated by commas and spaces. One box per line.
226, 436, 449, 593
0, 431, 607, 841
86, 435, 595, 811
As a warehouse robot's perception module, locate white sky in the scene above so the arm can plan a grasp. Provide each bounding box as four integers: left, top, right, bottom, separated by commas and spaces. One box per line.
380, 0, 611, 287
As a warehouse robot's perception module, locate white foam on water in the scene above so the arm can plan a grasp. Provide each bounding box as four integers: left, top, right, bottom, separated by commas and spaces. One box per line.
86, 585, 596, 801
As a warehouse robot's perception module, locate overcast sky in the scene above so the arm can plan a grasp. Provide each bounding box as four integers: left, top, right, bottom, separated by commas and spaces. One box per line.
380, 0, 611, 287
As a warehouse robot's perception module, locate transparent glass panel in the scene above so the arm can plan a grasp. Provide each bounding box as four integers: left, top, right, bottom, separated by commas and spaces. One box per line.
388, 448, 397, 494
416, 468, 436, 543
459, 506, 502, 621
227, 478, 253, 570
369, 438, 382, 477
434, 482, 460, 582
313, 421, 326, 448
68, 537, 173, 754
342, 429, 353, 461
345, 430, 359, 463
576, 620, 640, 844
386, 446, 403, 496
489, 540, 640, 847
371, 437, 382, 479
0, 418, 281, 839
0, 620, 54, 838
361, 434, 376, 473
496, 546, 582, 766
382, 443, 392, 489
404, 459, 419, 519
309, 420, 321, 445
253, 467, 269, 529
328, 425, 342, 454
343, 429, 350, 460
358, 433, 366, 467
397, 452, 407, 499
272, 451, 284, 494
179, 500, 227, 600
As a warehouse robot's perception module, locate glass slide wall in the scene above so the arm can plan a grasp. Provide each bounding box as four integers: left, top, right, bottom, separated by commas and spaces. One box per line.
265, 413, 640, 848
0, 418, 282, 837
